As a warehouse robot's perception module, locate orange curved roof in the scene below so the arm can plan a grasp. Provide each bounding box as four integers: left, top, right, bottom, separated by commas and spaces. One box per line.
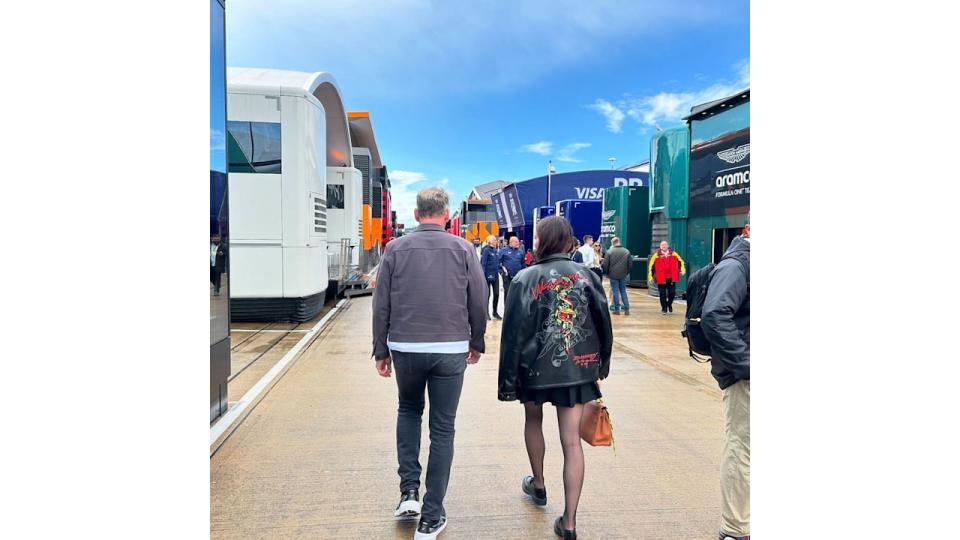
347, 111, 382, 169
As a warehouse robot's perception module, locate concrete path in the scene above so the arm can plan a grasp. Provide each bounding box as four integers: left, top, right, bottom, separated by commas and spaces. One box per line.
211, 286, 723, 539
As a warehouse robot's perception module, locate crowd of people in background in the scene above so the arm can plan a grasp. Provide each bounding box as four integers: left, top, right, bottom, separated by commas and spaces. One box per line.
471, 233, 700, 320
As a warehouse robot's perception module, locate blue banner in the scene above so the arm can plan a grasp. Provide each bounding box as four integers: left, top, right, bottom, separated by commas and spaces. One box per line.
498, 169, 648, 227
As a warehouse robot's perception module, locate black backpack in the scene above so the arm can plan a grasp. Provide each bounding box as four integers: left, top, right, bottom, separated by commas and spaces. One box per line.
681, 255, 747, 363
681, 263, 717, 363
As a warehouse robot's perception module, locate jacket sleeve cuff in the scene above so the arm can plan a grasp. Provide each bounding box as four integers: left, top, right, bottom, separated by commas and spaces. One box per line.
470, 338, 485, 353
373, 347, 389, 359
498, 391, 517, 401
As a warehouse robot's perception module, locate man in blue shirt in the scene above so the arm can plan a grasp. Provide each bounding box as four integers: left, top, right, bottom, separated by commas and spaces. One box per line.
498, 236, 526, 304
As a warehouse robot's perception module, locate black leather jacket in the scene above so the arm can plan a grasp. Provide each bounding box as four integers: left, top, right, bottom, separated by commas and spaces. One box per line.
498, 253, 613, 400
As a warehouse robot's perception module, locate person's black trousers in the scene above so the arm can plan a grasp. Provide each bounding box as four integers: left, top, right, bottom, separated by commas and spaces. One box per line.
590, 267, 603, 284
658, 278, 676, 311
487, 277, 500, 316
391, 350, 466, 521
502, 274, 513, 305
210, 267, 221, 292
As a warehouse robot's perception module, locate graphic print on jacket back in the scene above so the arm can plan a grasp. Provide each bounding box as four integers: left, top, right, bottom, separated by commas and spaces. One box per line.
532, 269, 593, 368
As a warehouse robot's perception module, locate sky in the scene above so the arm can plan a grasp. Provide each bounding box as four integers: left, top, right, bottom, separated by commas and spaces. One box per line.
224, 0, 749, 224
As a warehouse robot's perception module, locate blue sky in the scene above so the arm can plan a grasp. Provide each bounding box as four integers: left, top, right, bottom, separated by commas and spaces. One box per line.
225, 0, 749, 222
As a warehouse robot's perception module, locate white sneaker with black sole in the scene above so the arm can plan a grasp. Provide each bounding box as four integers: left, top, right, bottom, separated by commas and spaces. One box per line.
414, 515, 447, 540
394, 489, 421, 518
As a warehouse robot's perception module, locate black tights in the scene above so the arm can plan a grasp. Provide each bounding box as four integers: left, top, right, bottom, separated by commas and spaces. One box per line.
524, 402, 585, 531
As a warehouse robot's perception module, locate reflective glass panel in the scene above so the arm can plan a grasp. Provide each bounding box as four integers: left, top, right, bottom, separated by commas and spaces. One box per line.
691, 101, 750, 145
210, 0, 229, 348
327, 184, 345, 209
227, 121, 282, 173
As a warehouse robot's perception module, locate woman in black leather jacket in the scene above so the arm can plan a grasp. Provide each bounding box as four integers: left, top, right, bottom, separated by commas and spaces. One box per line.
498, 216, 613, 540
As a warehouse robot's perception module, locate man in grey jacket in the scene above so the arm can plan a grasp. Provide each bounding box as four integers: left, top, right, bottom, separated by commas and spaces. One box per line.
372, 187, 488, 540
701, 223, 750, 540
601, 237, 633, 314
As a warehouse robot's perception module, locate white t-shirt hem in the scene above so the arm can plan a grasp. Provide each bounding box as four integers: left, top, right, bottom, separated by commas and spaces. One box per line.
387, 340, 470, 354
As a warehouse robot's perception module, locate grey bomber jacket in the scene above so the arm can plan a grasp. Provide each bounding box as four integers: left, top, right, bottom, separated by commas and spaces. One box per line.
372, 223, 488, 359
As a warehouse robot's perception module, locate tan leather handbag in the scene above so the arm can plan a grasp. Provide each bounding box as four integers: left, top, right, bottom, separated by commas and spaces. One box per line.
580, 398, 614, 447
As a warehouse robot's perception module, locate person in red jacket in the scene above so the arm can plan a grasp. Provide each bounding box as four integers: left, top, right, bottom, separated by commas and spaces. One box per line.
648, 241, 686, 315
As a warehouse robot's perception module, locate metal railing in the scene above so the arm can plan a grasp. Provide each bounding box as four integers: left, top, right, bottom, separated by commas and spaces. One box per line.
328, 238, 357, 284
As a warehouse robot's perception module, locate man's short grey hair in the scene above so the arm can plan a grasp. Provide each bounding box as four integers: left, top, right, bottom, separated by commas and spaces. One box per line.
416, 187, 449, 217
611, 237, 621, 246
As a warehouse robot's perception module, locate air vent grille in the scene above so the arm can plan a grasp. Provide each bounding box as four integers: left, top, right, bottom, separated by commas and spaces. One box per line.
372, 185, 383, 218
313, 196, 327, 234
354, 154, 371, 205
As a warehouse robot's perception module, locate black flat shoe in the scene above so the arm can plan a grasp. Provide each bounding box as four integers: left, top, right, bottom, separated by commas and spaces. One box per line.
521, 475, 547, 506
553, 516, 576, 539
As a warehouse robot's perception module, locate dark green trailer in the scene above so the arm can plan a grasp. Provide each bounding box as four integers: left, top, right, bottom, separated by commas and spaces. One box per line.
600, 186, 652, 287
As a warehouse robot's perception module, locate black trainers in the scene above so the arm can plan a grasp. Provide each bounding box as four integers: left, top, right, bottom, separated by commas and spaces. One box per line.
394, 489, 421, 518
521, 475, 547, 506
668, 304, 673, 313
553, 516, 576, 539
415, 515, 447, 539
719, 532, 749, 540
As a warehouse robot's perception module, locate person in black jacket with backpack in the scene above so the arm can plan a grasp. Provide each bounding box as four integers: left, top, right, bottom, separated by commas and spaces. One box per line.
701, 223, 750, 540
498, 216, 613, 540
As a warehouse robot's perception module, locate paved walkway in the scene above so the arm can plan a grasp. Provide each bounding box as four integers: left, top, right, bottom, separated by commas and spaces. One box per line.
211, 286, 723, 539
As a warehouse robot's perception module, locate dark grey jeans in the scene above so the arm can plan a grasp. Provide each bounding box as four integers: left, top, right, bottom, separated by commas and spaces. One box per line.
391, 350, 467, 520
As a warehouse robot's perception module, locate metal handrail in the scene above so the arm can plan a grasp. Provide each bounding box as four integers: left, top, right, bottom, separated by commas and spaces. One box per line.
339, 238, 351, 283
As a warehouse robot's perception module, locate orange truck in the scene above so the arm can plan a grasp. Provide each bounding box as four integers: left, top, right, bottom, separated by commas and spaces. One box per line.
459, 198, 499, 243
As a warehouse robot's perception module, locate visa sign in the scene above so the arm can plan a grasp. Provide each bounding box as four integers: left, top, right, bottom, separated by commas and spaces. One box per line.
575, 187, 605, 199
574, 177, 645, 199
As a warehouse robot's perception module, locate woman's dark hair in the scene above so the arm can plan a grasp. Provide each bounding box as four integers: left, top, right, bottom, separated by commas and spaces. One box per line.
535, 215, 575, 261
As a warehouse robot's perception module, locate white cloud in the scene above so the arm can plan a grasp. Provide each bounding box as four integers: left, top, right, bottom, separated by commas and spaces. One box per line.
591, 59, 749, 131
736, 59, 750, 86
389, 170, 456, 226
520, 141, 554, 156
556, 142, 591, 163
624, 83, 741, 128
589, 99, 625, 133
519, 141, 591, 163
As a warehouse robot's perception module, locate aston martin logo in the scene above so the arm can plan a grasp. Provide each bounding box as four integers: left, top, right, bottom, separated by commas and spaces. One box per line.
601, 210, 616, 220
717, 143, 750, 164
